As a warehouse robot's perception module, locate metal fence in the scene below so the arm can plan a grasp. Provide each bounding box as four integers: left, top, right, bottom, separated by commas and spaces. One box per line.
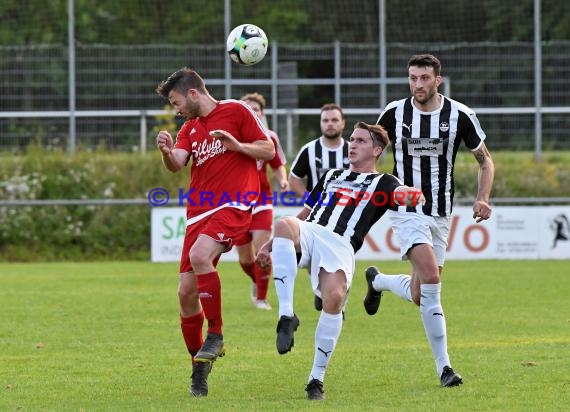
1, 0, 569, 155
2, 41, 570, 154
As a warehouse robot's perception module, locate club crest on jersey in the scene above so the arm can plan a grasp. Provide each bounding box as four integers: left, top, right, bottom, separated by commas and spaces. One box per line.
439, 122, 450, 132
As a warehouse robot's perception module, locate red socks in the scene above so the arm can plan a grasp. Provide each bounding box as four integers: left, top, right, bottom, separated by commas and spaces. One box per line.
254, 264, 271, 300
180, 271, 223, 358
241, 261, 271, 300
180, 311, 204, 358
196, 271, 223, 335
240, 262, 256, 283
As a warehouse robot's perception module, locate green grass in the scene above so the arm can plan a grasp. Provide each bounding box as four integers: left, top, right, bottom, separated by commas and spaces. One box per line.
1, 260, 569, 411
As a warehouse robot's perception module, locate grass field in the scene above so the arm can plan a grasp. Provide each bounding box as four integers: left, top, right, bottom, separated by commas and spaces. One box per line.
1, 260, 569, 411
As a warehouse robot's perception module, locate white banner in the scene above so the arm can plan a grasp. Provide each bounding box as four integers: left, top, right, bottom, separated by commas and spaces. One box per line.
151, 206, 570, 262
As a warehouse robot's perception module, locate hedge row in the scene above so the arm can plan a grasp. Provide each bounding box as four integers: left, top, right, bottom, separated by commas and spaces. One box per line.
1, 147, 569, 261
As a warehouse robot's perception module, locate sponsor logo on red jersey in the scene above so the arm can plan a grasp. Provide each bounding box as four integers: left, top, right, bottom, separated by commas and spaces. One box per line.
192, 138, 227, 166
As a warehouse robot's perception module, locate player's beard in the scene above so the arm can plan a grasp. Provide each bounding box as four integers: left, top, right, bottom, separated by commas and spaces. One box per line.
323, 130, 342, 140
182, 98, 201, 119
413, 87, 437, 105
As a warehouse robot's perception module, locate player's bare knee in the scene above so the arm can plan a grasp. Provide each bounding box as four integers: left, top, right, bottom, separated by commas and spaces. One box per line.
274, 217, 296, 240
422, 271, 441, 284
188, 251, 211, 272
178, 283, 198, 304
238, 256, 253, 267
322, 289, 346, 314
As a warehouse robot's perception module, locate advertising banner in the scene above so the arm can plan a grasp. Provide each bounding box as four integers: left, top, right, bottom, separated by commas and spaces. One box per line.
151, 206, 570, 262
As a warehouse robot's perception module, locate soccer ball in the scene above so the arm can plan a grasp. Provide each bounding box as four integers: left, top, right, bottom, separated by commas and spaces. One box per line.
226, 24, 268, 66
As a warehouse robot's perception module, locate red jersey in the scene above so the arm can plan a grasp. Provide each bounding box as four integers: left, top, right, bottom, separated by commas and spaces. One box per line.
174, 100, 270, 218
257, 130, 287, 198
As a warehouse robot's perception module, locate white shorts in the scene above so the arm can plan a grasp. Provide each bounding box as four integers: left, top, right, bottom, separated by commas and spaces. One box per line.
297, 220, 355, 298
387, 209, 451, 267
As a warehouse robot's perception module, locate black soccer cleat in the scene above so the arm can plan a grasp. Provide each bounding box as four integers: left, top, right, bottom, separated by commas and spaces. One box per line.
440, 366, 463, 387
195, 333, 226, 361
276, 314, 300, 354
314, 295, 323, 311
305, 379, 324, 400
363, 266, 383, 315
189, 360, 214, 397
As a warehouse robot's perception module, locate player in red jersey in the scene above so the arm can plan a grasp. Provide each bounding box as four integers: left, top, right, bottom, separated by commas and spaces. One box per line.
235, 92, 288, 310
155, 68, 275, 397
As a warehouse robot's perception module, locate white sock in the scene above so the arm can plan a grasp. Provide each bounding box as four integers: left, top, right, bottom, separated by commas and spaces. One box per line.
271, 237, 298, 318
308, 311, 343, 383
419, 283, 451, 376
374, 273, 412, 301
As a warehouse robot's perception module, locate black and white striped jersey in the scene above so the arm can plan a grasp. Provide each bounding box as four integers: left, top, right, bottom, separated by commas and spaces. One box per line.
303, 169, 403, 253
290, 137, 350, 192
377, 94, 486, 217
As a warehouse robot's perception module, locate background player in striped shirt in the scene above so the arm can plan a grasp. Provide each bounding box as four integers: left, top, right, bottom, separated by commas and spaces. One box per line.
364, 54, 495, 387
256, 122, 424, 400
235, 92, 288, 310
288, 103, 349, 197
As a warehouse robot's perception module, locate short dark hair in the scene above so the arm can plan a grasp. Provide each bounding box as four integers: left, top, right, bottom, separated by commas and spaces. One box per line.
156, 68, 208, 98
320, 103, 344, 119
353, 121, 390, 149
407, 54, 442, 76
241, 92, 266, 110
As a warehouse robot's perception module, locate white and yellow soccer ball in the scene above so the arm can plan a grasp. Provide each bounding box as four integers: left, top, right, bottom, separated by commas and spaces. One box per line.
226, 24, 268, 66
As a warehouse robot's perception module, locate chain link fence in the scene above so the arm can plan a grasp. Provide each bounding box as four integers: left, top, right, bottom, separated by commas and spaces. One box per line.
1, 0, 569, 152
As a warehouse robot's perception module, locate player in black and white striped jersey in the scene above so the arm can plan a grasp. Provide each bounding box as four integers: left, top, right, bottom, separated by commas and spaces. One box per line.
303, 169, 407, 252
288, 103, 350, 311
256, 122, 424, 400
364, 54, 495, 387
288, 103, 350, 197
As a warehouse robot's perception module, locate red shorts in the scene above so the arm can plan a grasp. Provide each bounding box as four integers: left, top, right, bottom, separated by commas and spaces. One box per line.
235, 206, 274, 246
179, 207, 252, 274
251, 207, 273, 231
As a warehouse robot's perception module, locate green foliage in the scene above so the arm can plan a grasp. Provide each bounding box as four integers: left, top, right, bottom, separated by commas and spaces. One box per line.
0, 0, 67, 44
1, 260, 569, 410
152, 105, 178, 134
244, 1, 310, 43
378, 150, 570, 199
2, 0, 570, 45
0, 147, 186, 261
468, 151, 570, 198
1, 149, 570, 261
